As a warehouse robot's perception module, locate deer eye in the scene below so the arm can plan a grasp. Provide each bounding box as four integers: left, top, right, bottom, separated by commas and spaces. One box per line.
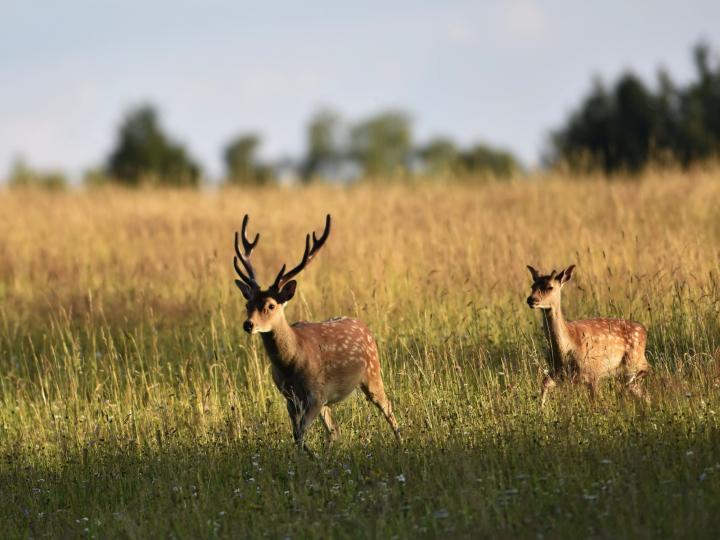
547, 286, 554, 291
268, 304, 275, 310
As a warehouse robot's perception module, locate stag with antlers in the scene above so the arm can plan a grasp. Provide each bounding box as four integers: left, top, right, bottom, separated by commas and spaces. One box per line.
233, 215, 401, 452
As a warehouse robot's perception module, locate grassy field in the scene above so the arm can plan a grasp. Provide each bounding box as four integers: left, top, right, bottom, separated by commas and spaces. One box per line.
1, 170, 720, 538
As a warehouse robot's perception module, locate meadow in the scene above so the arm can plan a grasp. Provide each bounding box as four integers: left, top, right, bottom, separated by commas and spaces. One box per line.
1, 169, 720, 538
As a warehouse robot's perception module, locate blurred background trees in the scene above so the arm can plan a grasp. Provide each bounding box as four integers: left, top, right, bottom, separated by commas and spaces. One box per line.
419, 138, 460, 175
298, 109, 518, 182
349, 111, 413, 178
458, 144, 519, 178
7, 158, 67, 190
105, 105, 201, 186
301, 109, 344, 181
418, 138, 519, 178
8, 42, 717, 189
223, 134, 273, 185
549, 43, 720, 173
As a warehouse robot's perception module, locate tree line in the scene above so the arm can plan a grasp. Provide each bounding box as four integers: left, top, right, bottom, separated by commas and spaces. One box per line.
102, 106, 520, 187
9, 105, 520, 188
548, 42, 720, 173
7, 42, 719, 188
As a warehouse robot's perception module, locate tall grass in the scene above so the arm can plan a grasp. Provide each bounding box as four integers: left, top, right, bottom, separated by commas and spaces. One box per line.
1, 170, 719, 538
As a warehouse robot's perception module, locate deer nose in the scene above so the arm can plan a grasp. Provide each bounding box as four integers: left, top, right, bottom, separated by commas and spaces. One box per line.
243, 320, 254, 333
527, 296, 537, 308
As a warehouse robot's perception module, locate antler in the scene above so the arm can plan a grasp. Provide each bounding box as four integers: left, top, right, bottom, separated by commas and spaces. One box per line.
234, 214, 260, 290
272, 214, 331, 290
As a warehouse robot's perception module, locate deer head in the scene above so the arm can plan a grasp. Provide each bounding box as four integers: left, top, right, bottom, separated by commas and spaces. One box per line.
233, 214, 331, 334
526, 264, 575, 310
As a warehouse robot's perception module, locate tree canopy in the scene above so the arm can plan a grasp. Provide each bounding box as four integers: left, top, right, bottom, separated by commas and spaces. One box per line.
106, 105, 201, 186
418, 138, 519, 178
223, 134, 273, 185
349, 111, 413, 177
301, 109, 344, 181
549, 43, 720, 173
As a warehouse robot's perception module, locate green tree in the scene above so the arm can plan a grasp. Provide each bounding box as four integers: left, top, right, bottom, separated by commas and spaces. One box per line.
350, 111, 412, 177
419, 137, 460, 175
459, 143, 519, 178
613, 74, 658, 171
106, 105, 201, 186
549, 79, 616, 172
549, 43, 720, 173
8, 158, 67, 191
223, 134, 273, 185
302, 109, 344, 181
676, 43, 720, 164
653, 69, 681, 159
550, 74, 659, 173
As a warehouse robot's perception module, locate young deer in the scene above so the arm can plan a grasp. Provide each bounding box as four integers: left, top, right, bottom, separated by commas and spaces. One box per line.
233, 215, 401, 452
526, 265, 649, 407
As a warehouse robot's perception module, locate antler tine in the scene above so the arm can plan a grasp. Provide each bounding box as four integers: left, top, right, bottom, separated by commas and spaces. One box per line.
233, 215, 260, 289
240, 215, 259, 255
314, 214, 331, 246
272, 214, 332, 290
272, 235, 309, 289
234, 231, 256, 280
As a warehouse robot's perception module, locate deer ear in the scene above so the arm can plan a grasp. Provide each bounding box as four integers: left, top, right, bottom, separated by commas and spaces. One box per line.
558, 265, 576, 284
277, 280, 297, 303
235, 280, 254, 300
527, 265, 540, 281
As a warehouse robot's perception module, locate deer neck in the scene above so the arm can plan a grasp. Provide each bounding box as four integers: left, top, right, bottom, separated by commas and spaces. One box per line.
541, 304, 573, 368
260, 313, 301, 372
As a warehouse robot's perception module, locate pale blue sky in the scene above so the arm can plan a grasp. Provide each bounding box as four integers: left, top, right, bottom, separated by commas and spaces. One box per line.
1, 0, 718, 178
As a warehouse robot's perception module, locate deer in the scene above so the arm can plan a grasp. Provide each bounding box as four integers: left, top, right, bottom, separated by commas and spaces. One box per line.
233, 214, 401, 453
526, 264, 650, 408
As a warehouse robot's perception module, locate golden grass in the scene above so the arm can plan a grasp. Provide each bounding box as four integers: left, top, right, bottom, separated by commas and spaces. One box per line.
1, 169, 719, 538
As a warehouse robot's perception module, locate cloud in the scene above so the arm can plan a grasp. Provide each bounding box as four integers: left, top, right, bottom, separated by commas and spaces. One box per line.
504, 0, 546, 37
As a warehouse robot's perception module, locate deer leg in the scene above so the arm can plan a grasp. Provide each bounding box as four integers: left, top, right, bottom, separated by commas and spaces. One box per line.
624, 346, 650, 405
540, 374, 556, 409
585, 380, 599, 403
360, 379, 401, 444
625, 369, 650, 404
627, 381, 644, 401
286, 397, 322, 456
320, 406, 339, 443
286, 399, 304, 447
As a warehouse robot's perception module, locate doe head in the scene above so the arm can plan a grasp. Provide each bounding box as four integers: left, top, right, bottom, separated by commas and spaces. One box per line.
233, 214, 331, 334
526, 264, 575, 309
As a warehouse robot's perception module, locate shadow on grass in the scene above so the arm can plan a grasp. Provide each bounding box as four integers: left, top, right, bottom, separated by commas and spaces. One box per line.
2, 409, 719, 539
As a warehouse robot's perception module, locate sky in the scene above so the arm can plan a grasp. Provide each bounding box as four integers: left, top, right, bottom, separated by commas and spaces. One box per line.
1, 0, 719, 179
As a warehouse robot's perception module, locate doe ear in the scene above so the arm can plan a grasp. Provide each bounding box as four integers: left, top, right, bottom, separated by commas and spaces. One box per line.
557, 264, 576, 285
527, 265, 540, 281
235, 280, 254, 300
277, 280, 297, 303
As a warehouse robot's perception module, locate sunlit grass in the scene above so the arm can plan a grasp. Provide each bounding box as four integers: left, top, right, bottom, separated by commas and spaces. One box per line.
1, 169, 720, 537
